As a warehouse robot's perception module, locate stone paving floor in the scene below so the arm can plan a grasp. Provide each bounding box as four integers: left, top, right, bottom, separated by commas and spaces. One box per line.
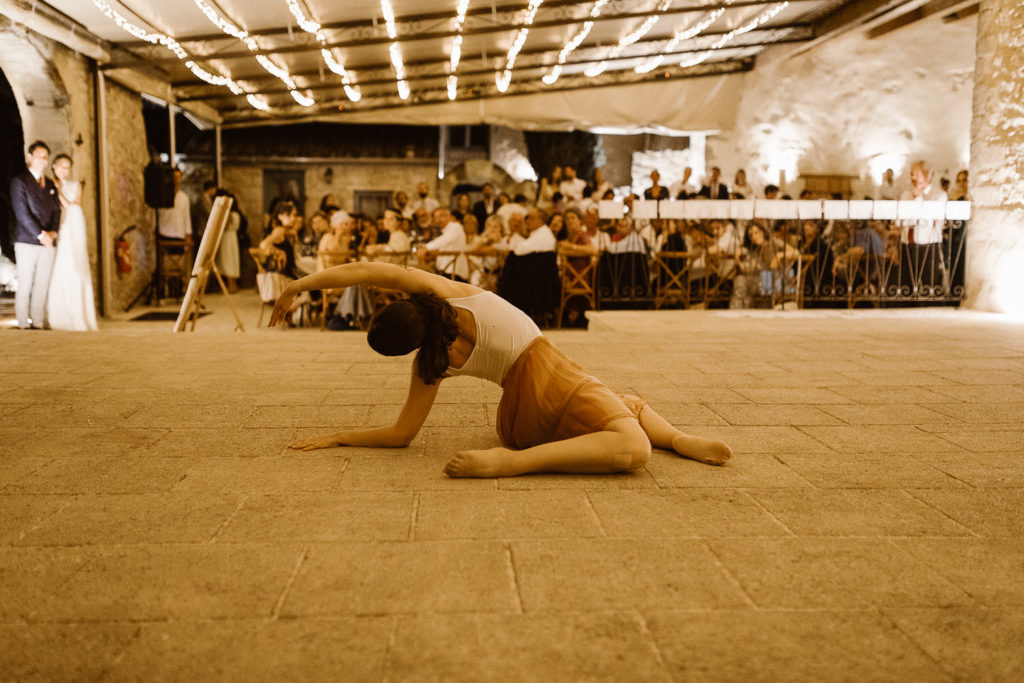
2, 295, 1023, 681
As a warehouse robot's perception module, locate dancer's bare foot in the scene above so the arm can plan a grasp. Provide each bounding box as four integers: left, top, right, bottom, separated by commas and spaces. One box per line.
672, 433, 732, 466
444, 447, 517, 478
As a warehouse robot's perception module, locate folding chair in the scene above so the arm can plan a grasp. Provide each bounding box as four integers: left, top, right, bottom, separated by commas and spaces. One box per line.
556, 247, 598, 327
651, 251, 690, 309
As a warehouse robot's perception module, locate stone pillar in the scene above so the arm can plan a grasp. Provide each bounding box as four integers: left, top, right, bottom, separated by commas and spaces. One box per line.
966, 0, 1024, 315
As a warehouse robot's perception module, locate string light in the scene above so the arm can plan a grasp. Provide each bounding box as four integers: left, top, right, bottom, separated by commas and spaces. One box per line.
246, 94, 270, 111
193, 0, 311, 104
290, 90, 315, 107
585, 0, 672, 78
542, 0, 609, 86
679, 1, 789, 69
380, 0, 410, 99
284, 0, 362, 102
634, 5, 728, 74
447, 0, 471, 100
90, 0, 257, 104
496, 0, 544, 93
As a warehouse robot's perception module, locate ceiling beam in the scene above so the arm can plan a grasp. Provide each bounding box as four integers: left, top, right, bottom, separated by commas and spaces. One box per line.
114, 0, 784, 48
218, 58, 755, 127
174, 30, 810, 103
866, 0, 976, 37
104, 1, 796, 69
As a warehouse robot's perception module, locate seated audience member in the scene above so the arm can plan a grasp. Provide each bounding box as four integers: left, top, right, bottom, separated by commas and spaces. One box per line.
949, 169, 968, 201
461, 214, 479, 243
501, 212, 528, 251
496, 191, 528, 229
549, 212, 565, 241
514, 208, 556, 256
364, 209, 410, 261
602, 188, 616, 200
411, 207, 435, 243
466, 215, 505, 289
319, 193, 341, 214
559, 207, 599, 328
452, 192, 472, 221
672, 166, 696, 199
799, 219, 833, 282
708, 219, 742, 277
536, 166, 562, 210
392, 190, 413, 219
551, 191, 566, 215
607, 218, 648, 254
410, 181, 440, 214
420, 207, 469, 281
799, 189, 814, 199
899, 160, 947, 245
763, 184, 780, 199
877, 168, 899, 200
731, 170, 753, 199
559, 165, 588, 202
940, 177, 950, 195
730, 222, 799, 309
473, 182, 498, 229
259, 200, 300, 279
582, 205, 610, 251
499, 208, 560, 324
560, 208, 596, 255
317, 210, 356, 271
644, 169, 669, 200
698, 167, 730, 199
829, 223, 857, 279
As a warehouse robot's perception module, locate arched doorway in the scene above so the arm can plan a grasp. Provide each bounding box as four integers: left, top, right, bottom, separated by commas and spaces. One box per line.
0, 65, 25, 261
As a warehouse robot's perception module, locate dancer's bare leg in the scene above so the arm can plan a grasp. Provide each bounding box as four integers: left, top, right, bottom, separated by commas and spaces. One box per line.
637, 404, 731, 466
444, 417, 650, 478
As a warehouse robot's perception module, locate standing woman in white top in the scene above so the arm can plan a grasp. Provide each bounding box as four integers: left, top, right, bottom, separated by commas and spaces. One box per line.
46, 154, 98, 331
269, 263, 731, 477
214, 189, 241, 292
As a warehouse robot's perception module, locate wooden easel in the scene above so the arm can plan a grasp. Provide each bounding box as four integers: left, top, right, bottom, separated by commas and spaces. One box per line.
173, 196, 245, 332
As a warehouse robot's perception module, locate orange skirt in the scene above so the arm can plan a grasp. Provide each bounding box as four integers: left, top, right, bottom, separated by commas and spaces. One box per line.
497, 337, 646, 450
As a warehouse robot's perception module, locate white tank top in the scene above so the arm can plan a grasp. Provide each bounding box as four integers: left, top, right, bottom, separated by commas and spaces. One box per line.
445, 291, 541, 385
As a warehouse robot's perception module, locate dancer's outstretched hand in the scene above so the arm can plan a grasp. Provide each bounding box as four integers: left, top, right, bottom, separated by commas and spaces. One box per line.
289, 435, 340, 451
268, 286, 297, 327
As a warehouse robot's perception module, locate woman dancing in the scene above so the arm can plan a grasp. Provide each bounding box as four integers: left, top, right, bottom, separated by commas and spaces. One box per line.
269, 263, 731, 477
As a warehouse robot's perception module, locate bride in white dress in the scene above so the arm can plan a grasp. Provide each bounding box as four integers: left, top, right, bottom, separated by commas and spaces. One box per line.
47, 154, 98, 331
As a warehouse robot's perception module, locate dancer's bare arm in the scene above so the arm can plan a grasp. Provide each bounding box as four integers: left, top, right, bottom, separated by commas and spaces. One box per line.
290, 365, 441, 451
269, 262, 478, 326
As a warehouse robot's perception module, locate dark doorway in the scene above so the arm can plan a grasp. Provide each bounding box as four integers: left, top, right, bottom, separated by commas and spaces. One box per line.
0, 66, 25, 260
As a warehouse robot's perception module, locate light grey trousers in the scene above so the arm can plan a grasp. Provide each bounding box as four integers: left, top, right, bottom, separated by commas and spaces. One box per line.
14, 242, 56, 328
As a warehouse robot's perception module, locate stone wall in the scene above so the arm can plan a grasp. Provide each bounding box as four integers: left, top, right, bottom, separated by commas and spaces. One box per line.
102, 81, 152, 312
706, 12, 977, 198
965, 0, 1024, 315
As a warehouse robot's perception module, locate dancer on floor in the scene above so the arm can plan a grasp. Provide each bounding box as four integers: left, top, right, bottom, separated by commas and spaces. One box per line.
269, 263, 731, 477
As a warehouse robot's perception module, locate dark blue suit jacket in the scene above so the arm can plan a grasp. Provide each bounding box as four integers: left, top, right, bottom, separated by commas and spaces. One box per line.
11, 169, 61, 245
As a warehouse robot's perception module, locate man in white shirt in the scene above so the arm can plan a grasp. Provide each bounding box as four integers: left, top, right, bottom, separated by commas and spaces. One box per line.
899, 160, 947, 245
514, 208, 556, 255
496, 192, 528, 230
670, 167, 697, 199
156, 168, 191, 240
559, 166, 588, 202
422, 207, 468, 280
409, 181, 440, 215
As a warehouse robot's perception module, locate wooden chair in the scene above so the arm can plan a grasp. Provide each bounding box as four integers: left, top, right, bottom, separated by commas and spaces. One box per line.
317, 249, 356, 328
157, 235, 193, 302
362, 249, 413, 311
556, 247, 599, 327
248, 247, 279, 327
651, 251, 690, 309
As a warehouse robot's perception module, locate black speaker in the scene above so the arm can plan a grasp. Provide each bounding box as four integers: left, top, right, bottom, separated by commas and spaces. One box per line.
144, 162, 175, 208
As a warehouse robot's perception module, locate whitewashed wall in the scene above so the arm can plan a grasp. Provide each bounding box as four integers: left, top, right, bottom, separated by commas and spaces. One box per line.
706, 12, 977, 198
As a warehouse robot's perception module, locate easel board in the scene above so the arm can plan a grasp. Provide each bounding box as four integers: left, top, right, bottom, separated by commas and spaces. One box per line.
174, 196, 244, 332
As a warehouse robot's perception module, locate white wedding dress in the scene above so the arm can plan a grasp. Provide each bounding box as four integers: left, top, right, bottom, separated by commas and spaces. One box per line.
47, 180, 98, 331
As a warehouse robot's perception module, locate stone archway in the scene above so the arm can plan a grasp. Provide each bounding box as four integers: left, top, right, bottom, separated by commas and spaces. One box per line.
440, 159, 537, 205
0, 24, 72, 258
0, 65, 25, 260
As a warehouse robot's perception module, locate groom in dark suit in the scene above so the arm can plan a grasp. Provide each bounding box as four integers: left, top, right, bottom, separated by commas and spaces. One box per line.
11, 140, 61, 329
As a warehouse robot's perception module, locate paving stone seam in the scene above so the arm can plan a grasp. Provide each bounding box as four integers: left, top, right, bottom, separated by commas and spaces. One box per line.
502, 542, 525, 614
632, 610, 673, 675
905, 491, 983, 540
904, 457, 981, 491
271, 546, 311, 621
582, 491, 609, 537
206, 495, 250, 544
882, 538, 978, 604
877, 607, 960, 680
741, 490, 799, 537
95, 623, 143, 682
698, 539, 759, 610
12, 497, 76, 546
407, 492, 420, 542
768, 454, 821, 490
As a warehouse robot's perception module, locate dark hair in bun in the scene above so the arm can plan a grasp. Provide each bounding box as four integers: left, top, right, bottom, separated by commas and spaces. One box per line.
366, 292, 458, 385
